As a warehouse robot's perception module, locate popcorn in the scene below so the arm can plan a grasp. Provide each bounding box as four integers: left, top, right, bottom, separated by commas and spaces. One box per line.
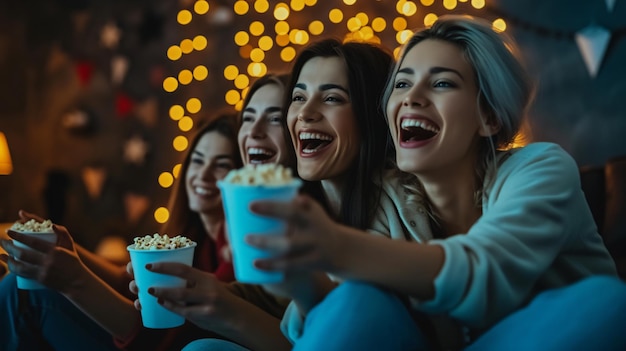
11, 219, 54, 233
224, 164, 294, 185
132, 233, 194, 250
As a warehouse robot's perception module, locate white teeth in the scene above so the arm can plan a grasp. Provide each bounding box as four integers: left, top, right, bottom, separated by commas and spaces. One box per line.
195, 187, 213, 196
400, 119, 440, 133
248, 147, 274, 156
299, 132, 333, 141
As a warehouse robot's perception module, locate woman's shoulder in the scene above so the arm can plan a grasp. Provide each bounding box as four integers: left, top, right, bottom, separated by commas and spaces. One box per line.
498, 142, 578, 172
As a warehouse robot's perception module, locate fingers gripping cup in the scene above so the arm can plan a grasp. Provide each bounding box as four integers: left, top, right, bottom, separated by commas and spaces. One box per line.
10, 219, 57, 290
127, 234, 196, 329
218, 164, 301, 284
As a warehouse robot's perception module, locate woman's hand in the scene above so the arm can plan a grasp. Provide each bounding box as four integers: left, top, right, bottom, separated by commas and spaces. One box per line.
0, 210, 87, 295
143, 263, 244, 332
246, 194, 343, 273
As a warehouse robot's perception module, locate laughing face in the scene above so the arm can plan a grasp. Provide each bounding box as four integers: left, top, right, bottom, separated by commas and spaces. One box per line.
287, 56, 359, 181
387, 39, 493, 177
186, 130, 237, 214
238, 83, 289, 166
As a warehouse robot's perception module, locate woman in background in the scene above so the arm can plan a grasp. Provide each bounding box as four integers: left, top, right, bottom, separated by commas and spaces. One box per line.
0, 113, 248, 351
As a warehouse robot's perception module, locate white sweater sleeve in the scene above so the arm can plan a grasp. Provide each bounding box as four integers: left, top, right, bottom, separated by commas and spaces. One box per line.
419, 143, 585, 328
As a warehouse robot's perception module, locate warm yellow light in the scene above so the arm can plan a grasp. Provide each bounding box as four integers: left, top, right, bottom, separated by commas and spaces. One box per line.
347, 17, 362, 32
169, 105, 185, 120
172, 164, 182, 178
420, 0, 434, 5
173, 136, 189, 151
154, 207, 169, 223
178, 69, 193, 85
247, 62, 266, 77
291, 0, 305, 11
158, 172, 174, 188
396, 0, 407, 14
276, 34, 290, 46
471, 0, 485, 9
396, 29, 413, 44
393, 47, 402, 59
193, 65, 208, 80
239, 45, 252, 59
393, 17, 408, 31
274, 3, 290, 20
180, 39, 194, 54
0, 132, 12, 175
403, 1, 418, 16
177, 10, 192, 25
224, 65, 239, 80
343, 0, 356, 5
356, 12, 369, 26
360, 26, 374, 40
304, 0, 317, 5
275, 21, 290, 35
295, 30, 309, 44
163, 77, 178, 92
289, 29, 309, 45
250, 48, 265, 62
443, 0, 457, 10
186, 98, 202, 113
254, 0, 270, 13
167, 46, 182, 61
492, 18, 507, 32
225, 89, 241, 105
280, 46, 297, 62
234, 0, 249, 15
234, 31, 250, 46
241, 87, 250, 101
424, 13, 438, 27
234, 74, 250, 89
192, 35, 207, 50
372, 17, 386, 32
194, 0, 210, 14
309, 20, 324, 35
178, 116, 194, 132
235, 100, 244, 111
329, 9, 344, 23
259, 36, 274, 50
249, 21, 265, 36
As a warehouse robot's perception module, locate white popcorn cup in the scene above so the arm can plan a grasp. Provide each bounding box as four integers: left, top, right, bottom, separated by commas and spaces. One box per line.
217, 179, 302, 284
127, 243, 197, 329
13, 231, 57, 290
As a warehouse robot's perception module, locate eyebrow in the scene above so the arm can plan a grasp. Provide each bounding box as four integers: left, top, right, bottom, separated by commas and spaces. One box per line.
294, 83, 350, 95
243, 106, 282, 114
192, 151, 233, 161
397, 66, 465, 81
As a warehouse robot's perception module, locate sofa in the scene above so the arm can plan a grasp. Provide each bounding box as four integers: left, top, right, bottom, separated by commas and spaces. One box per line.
580, 155, 626, 279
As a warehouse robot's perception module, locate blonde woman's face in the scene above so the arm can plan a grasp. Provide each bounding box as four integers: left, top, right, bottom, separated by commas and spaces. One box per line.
386, 39, 492, 176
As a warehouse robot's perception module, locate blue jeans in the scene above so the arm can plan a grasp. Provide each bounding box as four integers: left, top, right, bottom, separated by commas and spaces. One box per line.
467, 275, 626, 351
294, 276, 626, 351
0, 273, 119, 351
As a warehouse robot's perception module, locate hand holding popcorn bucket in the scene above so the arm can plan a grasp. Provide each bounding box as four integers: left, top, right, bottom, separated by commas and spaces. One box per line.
10, 219, 57, 290
218, 164, 301, 284
127, 234, 196, 329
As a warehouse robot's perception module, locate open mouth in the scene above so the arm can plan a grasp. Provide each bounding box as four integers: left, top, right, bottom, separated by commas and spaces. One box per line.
194, 186, 218, 197
400, 119, 440, 143
299, 132, 333, 155
247, 147, 276, 164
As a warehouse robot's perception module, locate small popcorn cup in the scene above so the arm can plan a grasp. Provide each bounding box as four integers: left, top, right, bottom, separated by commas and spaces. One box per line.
218, 179, 302, 284
127, 242, 197, 329
13, 231, 57, 290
